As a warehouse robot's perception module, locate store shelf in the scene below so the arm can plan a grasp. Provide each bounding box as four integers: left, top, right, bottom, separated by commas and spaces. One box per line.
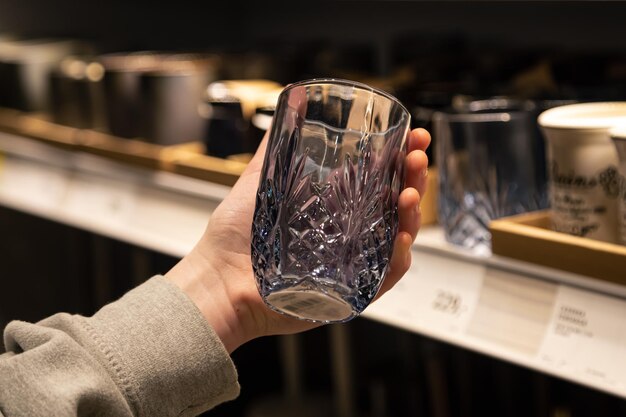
366, 232, 626, 399
0, 131, 230, 257
1, 131, 626, 399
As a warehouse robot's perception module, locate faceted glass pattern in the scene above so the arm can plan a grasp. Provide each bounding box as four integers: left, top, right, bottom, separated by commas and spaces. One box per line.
434, 107, 546, 255
251, 79, 410, 323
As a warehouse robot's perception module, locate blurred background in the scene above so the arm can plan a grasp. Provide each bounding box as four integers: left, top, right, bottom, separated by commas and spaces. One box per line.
1, 1, 626, 416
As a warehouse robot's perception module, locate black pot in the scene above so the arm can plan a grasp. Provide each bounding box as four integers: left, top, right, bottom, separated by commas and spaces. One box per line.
201, 98, 248, 158
100, 52, 219, 143
0, 39, 89, 112
139, 55, 219, 145
99, 52, 163, 138
48, 56, 106, 129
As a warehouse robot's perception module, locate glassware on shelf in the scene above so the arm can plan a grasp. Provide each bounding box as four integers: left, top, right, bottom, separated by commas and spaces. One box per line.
434, 98, 544, 254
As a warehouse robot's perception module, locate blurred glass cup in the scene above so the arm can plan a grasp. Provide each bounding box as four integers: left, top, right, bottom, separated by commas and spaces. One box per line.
538, 102, 626, 244
251, 79, 410, 323
434, 98, 544, 254
609, 124, 626, 245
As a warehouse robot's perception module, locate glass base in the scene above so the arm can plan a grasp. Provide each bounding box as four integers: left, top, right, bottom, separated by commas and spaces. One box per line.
266, 288, 356, 323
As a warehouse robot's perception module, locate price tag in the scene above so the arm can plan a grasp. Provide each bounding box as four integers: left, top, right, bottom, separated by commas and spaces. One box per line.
0, 157, 69, 208
64, 174, 137, 225
370, 250, 484, 335
537, 287, 626, 390
466, 268, 558, 356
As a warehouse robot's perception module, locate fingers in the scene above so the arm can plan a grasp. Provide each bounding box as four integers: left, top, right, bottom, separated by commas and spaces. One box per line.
225, 129, 270, 207
373, 127, 431, 300
402, 128, 431, 230
405, 128, 430, 201
408, 127, 431, 153
375, 231, 413, 299
244, 130, 271, 175
398, 187, 421, 241
405, 150, 429, 198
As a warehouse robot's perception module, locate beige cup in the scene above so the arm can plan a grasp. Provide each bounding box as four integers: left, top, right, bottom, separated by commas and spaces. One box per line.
538, 102, 626, 243
609, 124, 626, 244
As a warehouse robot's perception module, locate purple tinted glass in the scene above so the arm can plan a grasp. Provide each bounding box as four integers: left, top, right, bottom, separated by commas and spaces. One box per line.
251, 79, 410, 323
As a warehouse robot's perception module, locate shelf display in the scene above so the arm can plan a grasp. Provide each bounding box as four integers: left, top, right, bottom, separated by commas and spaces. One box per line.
1, 130, 626, 400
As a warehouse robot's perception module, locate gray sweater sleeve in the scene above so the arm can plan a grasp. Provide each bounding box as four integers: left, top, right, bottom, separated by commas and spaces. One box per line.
0, 275, 240, 417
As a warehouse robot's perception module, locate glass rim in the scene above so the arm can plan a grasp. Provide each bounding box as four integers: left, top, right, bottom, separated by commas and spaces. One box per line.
432, 109, 531, 123
282, 78, 411, 117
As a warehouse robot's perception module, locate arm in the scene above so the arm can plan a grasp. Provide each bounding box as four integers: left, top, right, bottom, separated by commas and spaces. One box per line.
0, 276, 239, 417
0, 128, 429, 416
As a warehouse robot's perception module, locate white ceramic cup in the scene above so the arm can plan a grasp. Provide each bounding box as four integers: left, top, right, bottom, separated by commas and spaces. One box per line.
609, 124, 626, 245
538, 102, 626, 243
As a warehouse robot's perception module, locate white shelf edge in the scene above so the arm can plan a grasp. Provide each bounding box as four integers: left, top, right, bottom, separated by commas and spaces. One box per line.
414, 226, 626, 300
0, 132, 216, 258
0, 191, 194, 258
362, 303, 626, 399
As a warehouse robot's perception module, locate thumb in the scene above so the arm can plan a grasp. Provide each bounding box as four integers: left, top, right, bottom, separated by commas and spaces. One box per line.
242, 129, 271, 177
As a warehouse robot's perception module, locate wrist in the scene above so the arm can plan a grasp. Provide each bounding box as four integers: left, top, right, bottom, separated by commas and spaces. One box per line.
165, 248, 256, 353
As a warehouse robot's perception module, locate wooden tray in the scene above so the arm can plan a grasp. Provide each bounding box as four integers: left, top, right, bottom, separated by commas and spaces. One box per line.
490, 210, 626, 286
0, 108, 24, 134
75, 130, 167, 170
0, 107, 442, 204
0, 109, 79, 150
166, 151, 247, 187
0, 108, 244, 186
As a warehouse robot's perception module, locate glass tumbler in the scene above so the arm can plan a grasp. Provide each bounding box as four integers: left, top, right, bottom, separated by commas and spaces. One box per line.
251, 79, 410, 323
434, 100, 545, 254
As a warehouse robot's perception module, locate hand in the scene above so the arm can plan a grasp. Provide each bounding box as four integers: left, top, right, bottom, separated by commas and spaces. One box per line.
166, 128, 431, 353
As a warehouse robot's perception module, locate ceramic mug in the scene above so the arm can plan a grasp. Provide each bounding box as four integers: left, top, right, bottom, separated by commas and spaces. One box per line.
538, 102, 626, 243
609, 124, 626, 245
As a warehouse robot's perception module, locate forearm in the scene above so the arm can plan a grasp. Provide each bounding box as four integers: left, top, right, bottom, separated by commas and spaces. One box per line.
0, 276, 239, 417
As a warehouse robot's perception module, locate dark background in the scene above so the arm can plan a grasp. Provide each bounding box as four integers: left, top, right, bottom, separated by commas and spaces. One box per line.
1, 2, 626, 416
2, 1, 626, 52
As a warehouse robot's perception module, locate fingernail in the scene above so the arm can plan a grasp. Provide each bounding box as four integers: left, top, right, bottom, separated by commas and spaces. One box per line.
415, 204, 421, 216
422, 168, 429, 178
415, 193, 422, 214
